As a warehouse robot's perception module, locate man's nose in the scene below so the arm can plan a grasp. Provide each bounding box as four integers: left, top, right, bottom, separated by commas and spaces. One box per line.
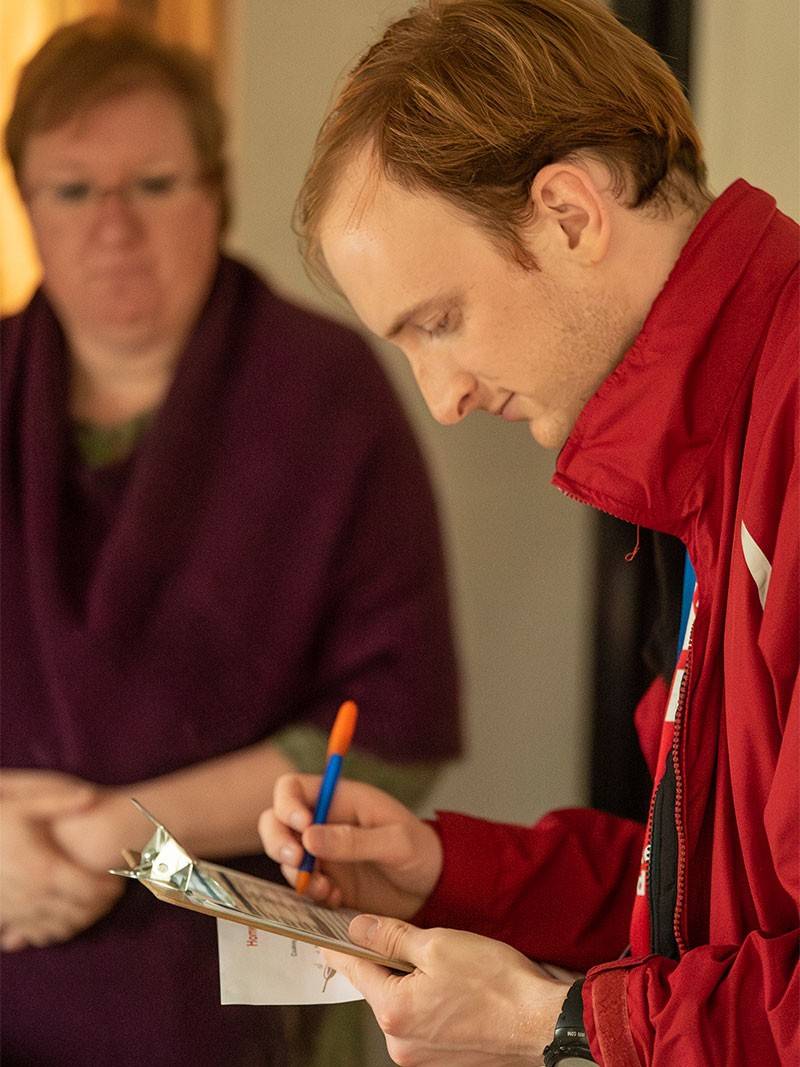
410, 356, 481, 425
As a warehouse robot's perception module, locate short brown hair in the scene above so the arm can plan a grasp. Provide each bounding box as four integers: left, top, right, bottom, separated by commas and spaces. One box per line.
298, 0, 708, 277
5, 14, 230, 230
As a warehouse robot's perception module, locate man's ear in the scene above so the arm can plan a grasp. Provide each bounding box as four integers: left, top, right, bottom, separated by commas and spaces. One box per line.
529, 163, 610, 264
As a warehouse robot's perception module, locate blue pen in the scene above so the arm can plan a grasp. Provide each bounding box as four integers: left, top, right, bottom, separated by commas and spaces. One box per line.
295, 699, 358, 895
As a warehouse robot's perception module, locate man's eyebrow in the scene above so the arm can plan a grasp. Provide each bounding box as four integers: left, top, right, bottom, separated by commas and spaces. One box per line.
383, 292, 459, 340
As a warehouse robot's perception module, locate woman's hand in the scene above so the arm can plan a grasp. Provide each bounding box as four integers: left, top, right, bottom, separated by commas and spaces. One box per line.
0, 770, 124, 951
259, 774, 443, 919
51, 787, 151, 873
323, 916, 569, 1066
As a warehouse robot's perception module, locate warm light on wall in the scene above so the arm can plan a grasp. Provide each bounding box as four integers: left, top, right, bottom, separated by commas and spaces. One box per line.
0, 0, 223, 316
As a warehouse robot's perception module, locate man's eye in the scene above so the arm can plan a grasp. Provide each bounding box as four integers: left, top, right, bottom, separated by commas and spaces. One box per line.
421, 313, 452, 338
53, 181, 91, 203
134, 174, 178, 197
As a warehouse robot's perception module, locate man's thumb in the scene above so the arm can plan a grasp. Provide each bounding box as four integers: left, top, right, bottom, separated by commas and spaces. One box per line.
349, 914, 420, 967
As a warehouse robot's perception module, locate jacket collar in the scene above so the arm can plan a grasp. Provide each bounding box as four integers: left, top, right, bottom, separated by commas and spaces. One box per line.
552, 180, 777, 536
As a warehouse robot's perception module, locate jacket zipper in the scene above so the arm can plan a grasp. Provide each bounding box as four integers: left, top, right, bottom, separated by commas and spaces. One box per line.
642, 780, 658, 920
555, 481, 693, 954
554, 484, 632, 526
647, 775, 666, 952
670, 633, 693, 956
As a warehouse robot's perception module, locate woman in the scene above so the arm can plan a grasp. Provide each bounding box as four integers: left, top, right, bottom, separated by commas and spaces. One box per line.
0, 16, 460, 1065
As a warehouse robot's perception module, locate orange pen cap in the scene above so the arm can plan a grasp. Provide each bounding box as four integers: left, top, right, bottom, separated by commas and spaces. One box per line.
326, 700, 358, 758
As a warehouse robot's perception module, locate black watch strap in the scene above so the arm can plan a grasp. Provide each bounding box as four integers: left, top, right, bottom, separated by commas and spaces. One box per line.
542, 978, 598, 1067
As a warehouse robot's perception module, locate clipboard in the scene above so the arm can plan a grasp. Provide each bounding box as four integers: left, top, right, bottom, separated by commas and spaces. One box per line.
110, 799, 414, 974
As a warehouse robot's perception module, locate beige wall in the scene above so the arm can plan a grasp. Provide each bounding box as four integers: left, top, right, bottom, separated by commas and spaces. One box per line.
224, 0, 594, 826
693, 0, 800, 220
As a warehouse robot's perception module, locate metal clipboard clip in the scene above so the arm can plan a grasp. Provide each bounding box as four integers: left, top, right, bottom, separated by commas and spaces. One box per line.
108, 798, 246, 911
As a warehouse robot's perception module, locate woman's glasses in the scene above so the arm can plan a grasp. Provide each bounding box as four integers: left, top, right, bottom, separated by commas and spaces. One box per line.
25, 172, 207, 222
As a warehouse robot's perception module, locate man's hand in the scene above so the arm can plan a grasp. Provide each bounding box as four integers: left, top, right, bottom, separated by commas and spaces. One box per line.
324, 916, 569, 1066
259, 774, 443, 918
0, 770, 124, 951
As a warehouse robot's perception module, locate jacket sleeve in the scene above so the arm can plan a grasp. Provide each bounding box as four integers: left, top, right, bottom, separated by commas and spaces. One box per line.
414, 807, 644, 972
584, 927, 799, 1067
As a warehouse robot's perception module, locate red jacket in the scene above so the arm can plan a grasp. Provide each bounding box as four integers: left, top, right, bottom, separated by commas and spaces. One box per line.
416, 182, 798, 1065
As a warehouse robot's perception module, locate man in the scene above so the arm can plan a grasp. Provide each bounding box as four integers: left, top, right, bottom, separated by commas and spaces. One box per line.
260, 1, 798, 1064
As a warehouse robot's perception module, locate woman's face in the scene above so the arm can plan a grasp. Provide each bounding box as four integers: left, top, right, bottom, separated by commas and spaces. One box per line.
20, 87, 221, 356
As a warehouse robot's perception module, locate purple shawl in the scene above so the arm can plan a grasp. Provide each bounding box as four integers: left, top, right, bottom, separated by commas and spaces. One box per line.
1, 256, 459, 1064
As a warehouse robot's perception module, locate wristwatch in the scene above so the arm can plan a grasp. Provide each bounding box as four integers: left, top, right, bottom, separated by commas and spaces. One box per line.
542, 979, 599, 1066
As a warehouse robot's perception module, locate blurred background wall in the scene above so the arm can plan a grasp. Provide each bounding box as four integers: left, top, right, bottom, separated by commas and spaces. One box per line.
2, 0, 798, 828
694, 0, 799, 221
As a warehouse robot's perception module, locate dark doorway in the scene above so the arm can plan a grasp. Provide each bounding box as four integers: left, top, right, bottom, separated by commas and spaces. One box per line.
588, 1, 694, 822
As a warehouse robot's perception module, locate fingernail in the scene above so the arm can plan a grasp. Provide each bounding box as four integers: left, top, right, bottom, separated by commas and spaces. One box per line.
280, 845, 298, 864
289, 811, 306, 832
350, 915, 378, 945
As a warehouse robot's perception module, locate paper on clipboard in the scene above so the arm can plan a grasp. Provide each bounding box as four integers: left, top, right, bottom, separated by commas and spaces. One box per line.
109, 799, 414, 975
216, 920, 363, 1004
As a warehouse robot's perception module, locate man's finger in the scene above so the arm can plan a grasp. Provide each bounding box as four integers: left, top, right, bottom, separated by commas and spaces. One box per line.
273, 774, 409, 831
258, 808, 303, 865
348, 914, 426, 970
320, 946, 393, 1002
272, 773, 323, 832
303, 821, 411, 866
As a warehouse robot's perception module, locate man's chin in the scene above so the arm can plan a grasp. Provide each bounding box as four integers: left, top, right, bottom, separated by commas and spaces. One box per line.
528, 416, 571, 451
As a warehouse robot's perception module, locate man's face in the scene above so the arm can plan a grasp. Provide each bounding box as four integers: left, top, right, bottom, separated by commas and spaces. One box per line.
320, 151, 630, 449
21, 87, 221, 354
